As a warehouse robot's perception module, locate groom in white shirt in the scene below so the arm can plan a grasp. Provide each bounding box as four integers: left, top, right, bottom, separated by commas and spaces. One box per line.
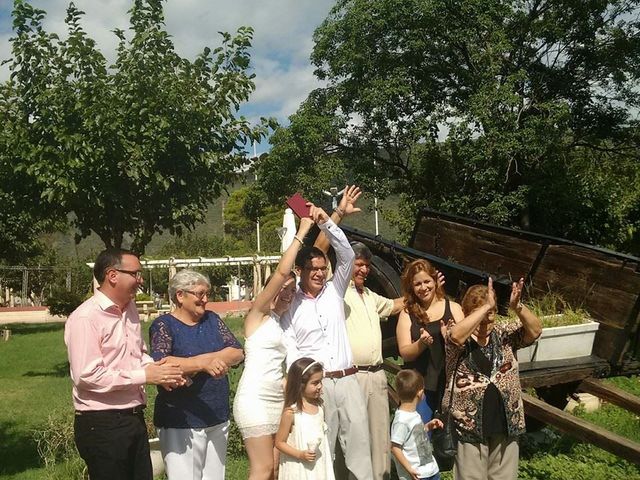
282, 204, 373, 480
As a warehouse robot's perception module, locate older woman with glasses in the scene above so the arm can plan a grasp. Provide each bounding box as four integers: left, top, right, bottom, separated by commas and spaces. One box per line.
149, 269, 244, 480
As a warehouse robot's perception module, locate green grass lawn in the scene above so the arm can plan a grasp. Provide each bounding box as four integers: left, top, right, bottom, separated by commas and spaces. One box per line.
1, 320, 639, 479
0, 319, 249, 480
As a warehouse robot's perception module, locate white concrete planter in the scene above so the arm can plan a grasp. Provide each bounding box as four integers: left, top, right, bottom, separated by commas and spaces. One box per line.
148, 437, 165, 477
517, 320, 599, 363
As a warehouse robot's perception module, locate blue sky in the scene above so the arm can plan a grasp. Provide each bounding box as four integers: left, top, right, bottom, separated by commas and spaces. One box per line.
0, 0, 335, 155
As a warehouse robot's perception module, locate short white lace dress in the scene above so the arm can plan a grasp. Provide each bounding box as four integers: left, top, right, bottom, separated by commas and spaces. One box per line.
233, 314, 287, 438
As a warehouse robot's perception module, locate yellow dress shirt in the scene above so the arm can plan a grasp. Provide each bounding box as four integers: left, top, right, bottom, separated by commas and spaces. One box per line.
344, 282, 394, 366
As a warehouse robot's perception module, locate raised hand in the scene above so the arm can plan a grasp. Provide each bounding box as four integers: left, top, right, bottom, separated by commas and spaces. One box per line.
509, 277, 525, 310
486, 276, 497, 310
309, 204, 329, 225
436, 270, 446, 289
338, 185, 362, 216
298, 215, 314, 235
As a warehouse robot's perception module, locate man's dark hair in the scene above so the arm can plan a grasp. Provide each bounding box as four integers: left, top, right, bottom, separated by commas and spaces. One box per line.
93, 248, 136, 284
351, 242, 372, 261
295, 246, 327, 269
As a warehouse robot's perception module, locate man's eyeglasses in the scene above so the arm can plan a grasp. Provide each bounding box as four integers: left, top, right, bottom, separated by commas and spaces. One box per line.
303, 266, 328, 273
114, 269, 144, 280
183, 290, 210, 300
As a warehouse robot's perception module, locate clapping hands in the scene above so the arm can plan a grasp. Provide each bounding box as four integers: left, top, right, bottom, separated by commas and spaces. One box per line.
509, 277, 525, 311
418, 327, 434, 346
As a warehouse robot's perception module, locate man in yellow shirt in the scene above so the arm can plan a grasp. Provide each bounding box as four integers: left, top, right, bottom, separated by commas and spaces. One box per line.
343, 242, 404, 479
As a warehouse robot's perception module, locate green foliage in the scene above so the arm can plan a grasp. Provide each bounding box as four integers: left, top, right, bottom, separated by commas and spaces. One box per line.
46, 288, 84, 317
155, 232, 240, 259
258, 0, 640, 255
253, 90, 353, 206
135, 292, 153, 302
500, 291, 591, 327
225, 186, 284, 253
2, 0, 273, 255
606, 375, 640, 397
519, 423, 640, 480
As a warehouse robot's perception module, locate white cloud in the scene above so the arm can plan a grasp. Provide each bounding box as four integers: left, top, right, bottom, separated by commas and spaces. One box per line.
0, 0, 335, 133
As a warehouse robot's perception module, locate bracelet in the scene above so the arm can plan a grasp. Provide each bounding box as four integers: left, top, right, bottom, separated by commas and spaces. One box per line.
334, 207, 345, 217
293, 235, 304, 245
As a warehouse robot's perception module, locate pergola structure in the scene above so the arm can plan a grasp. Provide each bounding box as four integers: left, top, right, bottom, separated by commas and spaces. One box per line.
0, 265, 73, 306
86, 255, 282, 300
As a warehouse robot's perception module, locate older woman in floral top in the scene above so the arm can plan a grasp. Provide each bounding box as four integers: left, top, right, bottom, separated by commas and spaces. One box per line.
443, 277, 541, 480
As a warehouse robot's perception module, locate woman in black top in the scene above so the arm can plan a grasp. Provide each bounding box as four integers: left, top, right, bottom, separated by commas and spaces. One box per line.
396, 259, 464, 422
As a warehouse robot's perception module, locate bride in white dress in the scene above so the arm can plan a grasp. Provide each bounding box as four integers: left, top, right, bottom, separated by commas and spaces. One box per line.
233, 216, 314, 480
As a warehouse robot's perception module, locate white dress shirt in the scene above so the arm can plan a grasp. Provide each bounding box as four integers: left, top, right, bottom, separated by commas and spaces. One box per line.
282, 218, 355, 371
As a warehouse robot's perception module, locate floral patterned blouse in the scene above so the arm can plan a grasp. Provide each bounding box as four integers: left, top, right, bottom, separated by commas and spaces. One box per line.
150, 311, 242, 429
443, 321, 535, 443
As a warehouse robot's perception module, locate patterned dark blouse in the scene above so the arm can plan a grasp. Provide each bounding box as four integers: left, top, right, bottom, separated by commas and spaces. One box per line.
150, 311, 242, 429
443, 321, 535, 443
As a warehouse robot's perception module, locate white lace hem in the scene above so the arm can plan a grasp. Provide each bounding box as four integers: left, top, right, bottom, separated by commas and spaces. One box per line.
239, 423, 279, 439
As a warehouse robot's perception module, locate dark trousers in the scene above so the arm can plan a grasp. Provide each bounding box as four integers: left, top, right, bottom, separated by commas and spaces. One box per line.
74, 410, 153, 480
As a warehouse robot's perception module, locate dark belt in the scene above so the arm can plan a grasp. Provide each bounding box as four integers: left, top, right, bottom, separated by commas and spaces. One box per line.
355, 364, 383, 372
324, 367, 358, 379
75, 405, 145, 416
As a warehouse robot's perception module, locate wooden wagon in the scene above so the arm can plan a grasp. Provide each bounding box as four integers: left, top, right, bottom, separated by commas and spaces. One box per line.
335, 209, 640, 464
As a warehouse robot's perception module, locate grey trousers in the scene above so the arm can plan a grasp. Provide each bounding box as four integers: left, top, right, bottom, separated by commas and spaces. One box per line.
322, 375, 374, 480
454, 436, 519, 480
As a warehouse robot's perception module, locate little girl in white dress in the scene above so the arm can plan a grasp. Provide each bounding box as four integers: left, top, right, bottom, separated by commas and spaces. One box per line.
275, 358, 335, 480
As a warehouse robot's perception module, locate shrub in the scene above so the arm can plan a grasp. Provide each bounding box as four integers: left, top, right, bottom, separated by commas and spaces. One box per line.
33, 408, 87, 479
46, 289, 84, 317
136, 292, 153, 302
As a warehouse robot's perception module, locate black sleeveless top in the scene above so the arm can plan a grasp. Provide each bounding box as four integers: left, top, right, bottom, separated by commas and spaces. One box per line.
404, 298, 452, 396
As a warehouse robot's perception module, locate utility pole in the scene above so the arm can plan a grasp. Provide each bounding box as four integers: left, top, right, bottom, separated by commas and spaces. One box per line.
254, 141, 261, 252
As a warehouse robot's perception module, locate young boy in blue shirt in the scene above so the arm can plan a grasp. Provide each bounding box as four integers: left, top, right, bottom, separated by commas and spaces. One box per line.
391, 369, 444, 480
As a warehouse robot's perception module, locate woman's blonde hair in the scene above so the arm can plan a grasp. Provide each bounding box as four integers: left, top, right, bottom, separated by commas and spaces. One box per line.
461, 284, 489, 316
401, 259, 444, 324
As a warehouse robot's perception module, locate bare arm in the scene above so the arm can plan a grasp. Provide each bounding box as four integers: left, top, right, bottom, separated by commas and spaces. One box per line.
275, 408, 316, 462
510, 278, 542, 344
396, 309, 432, 361
159, 315, 244, 377
390, 297, 404, 315
244, 217, 314, 338
449, 278, 496, 346
313, 185, 362, 255
163, 347, 243, 376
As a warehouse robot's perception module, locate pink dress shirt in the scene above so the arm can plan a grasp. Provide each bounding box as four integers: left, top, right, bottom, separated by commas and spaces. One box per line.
64, 290, 153, 411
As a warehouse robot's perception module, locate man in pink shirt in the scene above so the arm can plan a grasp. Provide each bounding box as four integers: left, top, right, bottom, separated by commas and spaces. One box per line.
65, 248, 184, 480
